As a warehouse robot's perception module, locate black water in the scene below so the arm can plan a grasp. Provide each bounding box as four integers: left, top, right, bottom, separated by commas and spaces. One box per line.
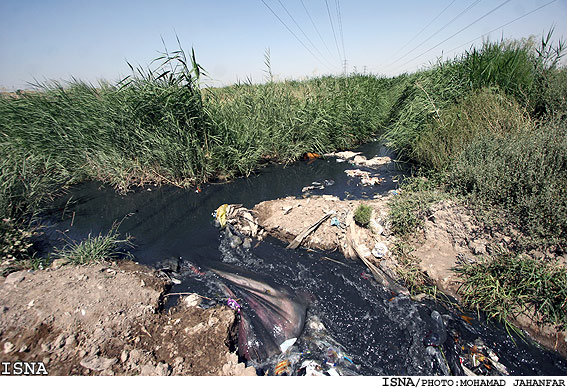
38, 142, 567, 376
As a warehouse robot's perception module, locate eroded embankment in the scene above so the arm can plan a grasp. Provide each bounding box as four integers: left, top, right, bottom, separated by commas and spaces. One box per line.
227, 194, 567, 359
0, 260, 255, 376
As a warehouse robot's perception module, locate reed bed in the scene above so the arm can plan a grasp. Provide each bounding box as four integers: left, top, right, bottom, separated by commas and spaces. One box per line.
1, 34, 566, 329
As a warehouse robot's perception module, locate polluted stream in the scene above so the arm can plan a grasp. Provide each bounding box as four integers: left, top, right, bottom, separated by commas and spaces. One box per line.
38, 142, 567, 376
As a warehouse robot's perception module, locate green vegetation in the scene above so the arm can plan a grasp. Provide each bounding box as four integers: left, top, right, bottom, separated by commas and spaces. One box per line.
51, 224, 132, 265
456, 254, 567, 329
0, 31, 565, 332
384, 32, 567, 328
388, 175, 447, 236
0, 47, 392, 269
354, 203, 372, 227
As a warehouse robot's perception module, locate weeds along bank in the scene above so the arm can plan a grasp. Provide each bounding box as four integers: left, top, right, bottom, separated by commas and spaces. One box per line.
1, 34, 566, 334
387, 34, 567, 331
0, 51, 394, 270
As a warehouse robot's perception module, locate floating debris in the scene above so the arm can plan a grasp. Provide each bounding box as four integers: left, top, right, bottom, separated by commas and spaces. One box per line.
345, 169, 385, 186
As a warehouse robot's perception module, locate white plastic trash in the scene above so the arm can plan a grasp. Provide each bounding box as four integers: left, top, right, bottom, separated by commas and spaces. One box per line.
372, 242, 388, 258
279, 337, 297, 353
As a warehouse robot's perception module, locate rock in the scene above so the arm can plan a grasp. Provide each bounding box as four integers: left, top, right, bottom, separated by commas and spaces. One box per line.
529, 250, 546, 260
80, 355, 117, 371
183, 294, 202, 308
155, 362, 171, 376
4, 271, 26, 285
53, 333, 66, 349
468, 241, 486, 255
3, 342, 15, 353
50, 258, 69, 269
243, 238, 252, 249
19, 344, 28, 352
128, 349, 142, 364
65, 335, 76, 348
120, 350, 129, 363
173, 357, 184, 373
140, 363, 157, 376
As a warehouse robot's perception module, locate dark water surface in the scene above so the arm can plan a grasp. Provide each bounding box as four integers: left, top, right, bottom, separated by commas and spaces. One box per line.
38, 142, 566, 376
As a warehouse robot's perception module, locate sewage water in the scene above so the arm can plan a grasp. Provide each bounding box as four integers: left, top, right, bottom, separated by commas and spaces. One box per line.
39, 142, 567, 376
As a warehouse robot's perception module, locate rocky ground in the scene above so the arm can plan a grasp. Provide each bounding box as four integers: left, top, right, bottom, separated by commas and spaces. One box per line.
0, 260, 255, 376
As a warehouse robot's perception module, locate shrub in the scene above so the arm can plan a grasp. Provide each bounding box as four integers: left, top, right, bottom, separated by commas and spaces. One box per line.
449, 117, 567, 241
354, 203, 372, 227
414, 88, 531, 170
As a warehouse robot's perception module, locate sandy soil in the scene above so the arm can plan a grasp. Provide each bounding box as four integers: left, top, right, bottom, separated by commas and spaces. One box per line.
0, 260, 255, 376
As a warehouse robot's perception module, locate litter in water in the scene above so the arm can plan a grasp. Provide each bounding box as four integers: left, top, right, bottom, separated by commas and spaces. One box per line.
345, 169, 385, 186
274, 359, 291, 375
227, 298, 241, 313
280, 337, 297, 353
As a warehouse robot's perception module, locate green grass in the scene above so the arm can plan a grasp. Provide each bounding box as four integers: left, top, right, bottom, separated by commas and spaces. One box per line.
388, 175, 447, 236
51, 224, 132, 265
456, 254, 567, 329
354, 203, 372, 227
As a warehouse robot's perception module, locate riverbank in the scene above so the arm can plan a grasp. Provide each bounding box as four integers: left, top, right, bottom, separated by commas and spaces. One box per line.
226, 192, 567, 359
0, 260, 255, 375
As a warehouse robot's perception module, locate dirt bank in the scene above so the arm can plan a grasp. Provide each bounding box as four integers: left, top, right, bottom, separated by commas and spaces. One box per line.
0, 261, 255, 376
230, 195, 567, 359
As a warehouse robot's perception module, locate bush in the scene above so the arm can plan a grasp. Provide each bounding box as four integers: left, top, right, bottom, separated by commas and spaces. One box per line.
414, 88, 531, 170
449, 117, 567, 241
354, 203, 372, 227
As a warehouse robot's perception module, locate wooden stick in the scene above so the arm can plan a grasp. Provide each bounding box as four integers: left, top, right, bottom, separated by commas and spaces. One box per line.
287, 212, 333, 249
321, 256, 348, 267
163, 292, 213, 300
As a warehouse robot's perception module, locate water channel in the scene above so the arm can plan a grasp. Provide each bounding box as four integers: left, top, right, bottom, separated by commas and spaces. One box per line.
38, 142, 567, 376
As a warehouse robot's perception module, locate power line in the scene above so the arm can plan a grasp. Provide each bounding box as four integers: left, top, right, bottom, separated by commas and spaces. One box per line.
446, 0, 558, 54
275, 0, 337, 70
396, 0, 457, 55
384, 0, 482, 70
397, 0, 513, 71
336, 0, 347, 70
260, 0, 336, 72
325, 0, 342, 65
300, 0, 338, 62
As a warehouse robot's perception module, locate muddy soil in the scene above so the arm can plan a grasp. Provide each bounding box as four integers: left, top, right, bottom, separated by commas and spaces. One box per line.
0, 261, 255, 376
237, 195, 567, 359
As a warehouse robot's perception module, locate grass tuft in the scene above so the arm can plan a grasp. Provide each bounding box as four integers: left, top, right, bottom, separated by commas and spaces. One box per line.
456, 254, 567, 329
51, 224, 132, 265
354, 203, 372, 227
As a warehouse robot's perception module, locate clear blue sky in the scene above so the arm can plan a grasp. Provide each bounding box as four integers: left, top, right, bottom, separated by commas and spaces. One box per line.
1, 0, 565, 90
